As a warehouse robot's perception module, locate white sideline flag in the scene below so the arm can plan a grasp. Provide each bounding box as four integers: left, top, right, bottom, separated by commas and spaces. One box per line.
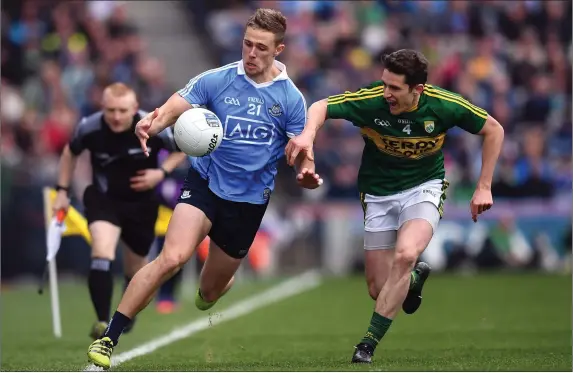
41, 187, 65, 338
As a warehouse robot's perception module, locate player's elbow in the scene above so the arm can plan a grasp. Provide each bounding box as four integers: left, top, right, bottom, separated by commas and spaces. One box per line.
309, 99, 328, 120
480, 115, 504, 140
311, 99, 328, 111
162, 93, 193, 122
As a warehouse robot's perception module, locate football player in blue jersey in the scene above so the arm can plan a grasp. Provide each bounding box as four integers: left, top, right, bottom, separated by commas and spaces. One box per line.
87, 8, 322, 369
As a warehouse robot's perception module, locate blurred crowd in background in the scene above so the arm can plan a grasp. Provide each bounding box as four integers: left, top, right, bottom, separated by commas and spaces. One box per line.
203, 0, 572, 201
1, 0, 571, 280
1, 0, 174, 198
2, 0, 572, 202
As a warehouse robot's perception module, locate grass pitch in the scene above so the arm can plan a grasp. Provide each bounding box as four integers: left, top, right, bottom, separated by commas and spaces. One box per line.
1, 272, 571, 371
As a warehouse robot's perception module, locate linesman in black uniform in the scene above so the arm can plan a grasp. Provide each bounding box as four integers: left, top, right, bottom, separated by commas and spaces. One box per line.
52, 83, 187, 339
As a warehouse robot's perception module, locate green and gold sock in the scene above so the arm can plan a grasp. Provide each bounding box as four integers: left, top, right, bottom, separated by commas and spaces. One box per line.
360, 312, 393, 350
409, 271, 420, 290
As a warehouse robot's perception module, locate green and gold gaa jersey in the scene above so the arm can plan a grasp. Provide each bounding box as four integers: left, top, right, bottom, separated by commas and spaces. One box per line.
326, 82, 488, 196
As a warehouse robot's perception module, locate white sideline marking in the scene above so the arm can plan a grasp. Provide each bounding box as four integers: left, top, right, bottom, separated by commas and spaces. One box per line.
83, 270, 322, 371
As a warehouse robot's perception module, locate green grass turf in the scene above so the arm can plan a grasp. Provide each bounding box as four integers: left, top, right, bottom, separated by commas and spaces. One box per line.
1, 273, 571, 371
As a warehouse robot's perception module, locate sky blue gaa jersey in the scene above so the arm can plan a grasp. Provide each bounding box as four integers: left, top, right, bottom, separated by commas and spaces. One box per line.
177, 60, 307, 204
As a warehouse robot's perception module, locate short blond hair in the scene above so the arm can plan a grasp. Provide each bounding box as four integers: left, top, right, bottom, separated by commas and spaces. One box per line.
103, 82, 136, 98
246, 8, 287, 44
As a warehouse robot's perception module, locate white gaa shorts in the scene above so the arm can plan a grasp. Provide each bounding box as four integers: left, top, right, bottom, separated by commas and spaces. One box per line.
361, 179, 448, 250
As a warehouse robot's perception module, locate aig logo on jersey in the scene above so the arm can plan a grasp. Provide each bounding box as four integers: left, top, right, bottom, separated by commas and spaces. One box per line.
223, 115, 275, 145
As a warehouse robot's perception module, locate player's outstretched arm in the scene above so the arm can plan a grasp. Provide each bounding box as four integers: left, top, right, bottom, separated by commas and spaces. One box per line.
470, 115, 504, 222
150, 94, 194, 137
301, 99, 329, 141
293, 152, 323, 189
136, 94, 193, 156
285, 99, 328, 166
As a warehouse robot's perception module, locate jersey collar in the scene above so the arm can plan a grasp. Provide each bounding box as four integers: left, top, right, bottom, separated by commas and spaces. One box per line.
237, 60, 289, 88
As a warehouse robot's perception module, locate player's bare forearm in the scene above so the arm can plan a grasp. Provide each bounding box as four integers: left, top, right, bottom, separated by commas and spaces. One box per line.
57, 145, 77, 188
294, 151, 315, 174
160, 152, 187, 174
150, 93, 194, 136
476, 115, 504, 190
301, 99, 328, 140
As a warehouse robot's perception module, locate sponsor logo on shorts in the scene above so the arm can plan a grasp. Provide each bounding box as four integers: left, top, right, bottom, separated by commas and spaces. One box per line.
422, 189, 438, 197
180, 190, 191, 199
360, 128, 445, 160
263, 188, 271, 201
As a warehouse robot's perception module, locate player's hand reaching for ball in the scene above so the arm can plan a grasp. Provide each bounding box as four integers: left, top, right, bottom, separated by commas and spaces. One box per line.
470, 187, 493, 222
130, 169, 165, 191
285, 132, 315, 167
297, 168, 323, 190
135, 109, 159, 157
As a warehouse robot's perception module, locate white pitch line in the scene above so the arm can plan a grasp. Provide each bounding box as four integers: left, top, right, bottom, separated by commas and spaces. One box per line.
83, 270, 322, 371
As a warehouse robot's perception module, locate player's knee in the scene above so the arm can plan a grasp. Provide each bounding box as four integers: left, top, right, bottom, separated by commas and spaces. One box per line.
394, 247, 418, 269
91, 246, 115, 261
157, 248, 186, 275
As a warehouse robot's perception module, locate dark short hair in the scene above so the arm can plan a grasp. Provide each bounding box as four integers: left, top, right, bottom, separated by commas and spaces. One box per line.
245, 8, 287, 44
383, 49, 428, 87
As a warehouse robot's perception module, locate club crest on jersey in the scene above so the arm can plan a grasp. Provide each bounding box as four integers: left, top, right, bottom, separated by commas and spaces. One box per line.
268, 103, 283, 117
204, 112, 221, 127
424, 121, 435, 133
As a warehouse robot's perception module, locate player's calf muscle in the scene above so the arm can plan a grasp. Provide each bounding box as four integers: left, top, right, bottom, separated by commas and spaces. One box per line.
365, 250, 394, 300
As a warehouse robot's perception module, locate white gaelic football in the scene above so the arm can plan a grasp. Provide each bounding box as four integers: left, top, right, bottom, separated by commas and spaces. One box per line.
174, 108, 223, 157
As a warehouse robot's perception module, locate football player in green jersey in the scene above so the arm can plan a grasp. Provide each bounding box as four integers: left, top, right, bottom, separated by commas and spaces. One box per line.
285, 49, 504, 364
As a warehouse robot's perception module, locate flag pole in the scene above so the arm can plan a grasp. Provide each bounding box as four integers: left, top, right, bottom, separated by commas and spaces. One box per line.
42, 187, 62, 338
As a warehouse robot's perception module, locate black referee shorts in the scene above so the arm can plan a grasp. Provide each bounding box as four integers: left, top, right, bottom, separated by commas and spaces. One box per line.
83, 185, 158, 257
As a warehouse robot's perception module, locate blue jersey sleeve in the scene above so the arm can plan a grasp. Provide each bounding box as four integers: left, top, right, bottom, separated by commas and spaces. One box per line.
177, 63, 238, 107
286, 83, 307, 138
177, 73, 212, 106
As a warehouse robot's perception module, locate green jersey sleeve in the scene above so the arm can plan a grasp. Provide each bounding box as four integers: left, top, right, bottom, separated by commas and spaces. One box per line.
446, 94, 488, 134
326, 81, 383, 125
424, 85, 488, 134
